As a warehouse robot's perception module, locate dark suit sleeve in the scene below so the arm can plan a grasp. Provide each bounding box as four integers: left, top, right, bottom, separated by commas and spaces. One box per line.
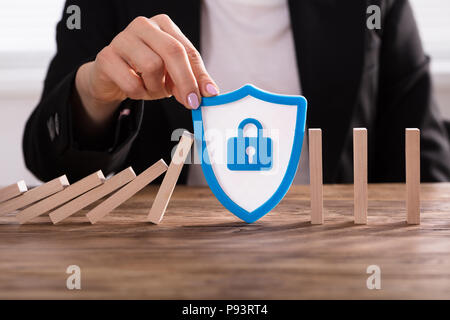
22, 0, 144, 182
374, 0, 450, 182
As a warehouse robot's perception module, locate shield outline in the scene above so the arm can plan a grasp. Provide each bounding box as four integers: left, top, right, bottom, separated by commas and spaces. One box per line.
192, 84, 307, 223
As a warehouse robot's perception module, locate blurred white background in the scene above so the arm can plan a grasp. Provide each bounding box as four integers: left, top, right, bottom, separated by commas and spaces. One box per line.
0, 0, 449, 185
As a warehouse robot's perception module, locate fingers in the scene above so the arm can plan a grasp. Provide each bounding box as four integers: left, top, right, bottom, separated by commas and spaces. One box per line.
152, 14, 219, 98
99, 15, 219, 109
131, 17, 202, 109
110, 32, 170, 100
96, 46, 152, 101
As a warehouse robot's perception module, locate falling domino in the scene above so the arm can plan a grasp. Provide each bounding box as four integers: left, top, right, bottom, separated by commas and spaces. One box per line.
353, 128, 368, 224
148, 131, 194, 224
0, 180, 28, 203
86, 159, 168, 224
16, 171, 105, 224
0, 175, 69, 215
406, 128, 420, 225
49, 167, 136, 224
309, 129, 323, 224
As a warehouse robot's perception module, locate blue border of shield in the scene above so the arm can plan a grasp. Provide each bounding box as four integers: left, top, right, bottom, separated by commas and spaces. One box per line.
192, 84, 307, 223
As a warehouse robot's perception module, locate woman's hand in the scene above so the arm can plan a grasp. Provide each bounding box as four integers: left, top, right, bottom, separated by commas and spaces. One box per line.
74, 14, 219, 130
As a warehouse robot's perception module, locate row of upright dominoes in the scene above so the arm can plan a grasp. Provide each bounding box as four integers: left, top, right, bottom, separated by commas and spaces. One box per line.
309, 128, 421, 225
0, 131, 194, 225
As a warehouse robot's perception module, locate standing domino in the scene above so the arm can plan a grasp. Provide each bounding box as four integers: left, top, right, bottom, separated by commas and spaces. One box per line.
309, 129, 323, 224
353, 128, 368, 224
148, 131, 194, 224
406, 128, 420, 225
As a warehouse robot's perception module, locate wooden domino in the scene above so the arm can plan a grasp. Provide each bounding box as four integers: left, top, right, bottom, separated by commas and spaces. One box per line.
0, 176, 69, 215
16, 171, 105, 224
353, 128, 368, 224
148, 131, 194, 224
0, 180, 27, 203
406, 128, 421, 225
86, 159, 168, 224
309, 129, 323, 224
0, 127, 425, 227
49, 167, 136, 224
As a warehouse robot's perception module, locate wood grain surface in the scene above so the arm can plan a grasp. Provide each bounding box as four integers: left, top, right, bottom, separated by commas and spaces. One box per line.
1, 183, 450, 299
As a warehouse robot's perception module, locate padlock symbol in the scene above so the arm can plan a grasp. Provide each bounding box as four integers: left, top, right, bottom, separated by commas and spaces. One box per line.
227, 118, 273, 171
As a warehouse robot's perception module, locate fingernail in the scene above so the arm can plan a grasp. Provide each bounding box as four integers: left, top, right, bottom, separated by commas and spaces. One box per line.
187, 92, 200, 109
206, 83, 219, 96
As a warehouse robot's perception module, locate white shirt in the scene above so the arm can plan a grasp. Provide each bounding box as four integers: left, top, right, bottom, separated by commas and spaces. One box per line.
187, 0, 309, 185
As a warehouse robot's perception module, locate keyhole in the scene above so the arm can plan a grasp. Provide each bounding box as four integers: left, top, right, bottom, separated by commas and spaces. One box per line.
246, 146, 256, 164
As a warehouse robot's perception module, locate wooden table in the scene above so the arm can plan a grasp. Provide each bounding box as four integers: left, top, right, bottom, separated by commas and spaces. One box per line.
1, 183, 450, 299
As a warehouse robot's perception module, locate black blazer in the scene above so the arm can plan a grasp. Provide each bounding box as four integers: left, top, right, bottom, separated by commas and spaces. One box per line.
23, 0, 450, 183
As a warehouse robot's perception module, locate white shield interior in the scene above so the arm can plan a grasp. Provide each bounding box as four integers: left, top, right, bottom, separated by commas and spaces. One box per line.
201, 95, 299, 212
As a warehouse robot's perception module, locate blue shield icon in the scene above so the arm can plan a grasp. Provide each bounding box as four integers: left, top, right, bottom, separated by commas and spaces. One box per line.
192, 84, 307, 223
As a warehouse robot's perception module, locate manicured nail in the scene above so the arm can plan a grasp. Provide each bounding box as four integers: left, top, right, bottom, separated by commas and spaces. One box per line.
206, 83, 219, 96
187, 92, 200, 109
